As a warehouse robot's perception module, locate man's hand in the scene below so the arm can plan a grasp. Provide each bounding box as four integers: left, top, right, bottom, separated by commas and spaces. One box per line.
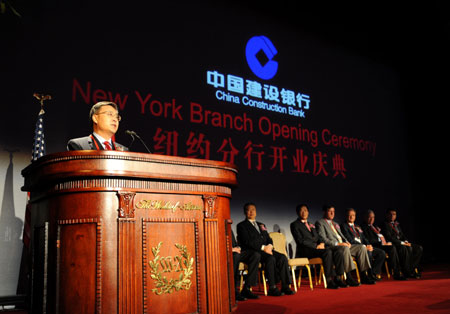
366, 245, 373, 252
232, 247, 241, 254
316, 243, 325, 249
338, 242, 351, 247
263, 244, 273, 255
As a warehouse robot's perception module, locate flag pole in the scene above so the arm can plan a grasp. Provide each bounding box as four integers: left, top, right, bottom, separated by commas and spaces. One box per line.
16, 93, 52, 309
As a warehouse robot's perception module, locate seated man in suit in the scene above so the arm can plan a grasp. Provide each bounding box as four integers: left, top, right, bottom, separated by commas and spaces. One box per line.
381, 208, 423, 279
361, 209, 407, 280
340, 208, 385, 281
290, 204, 348, 289
316, 205, 375, 286
237, 203, 295, 296
67, 101, 128, 151
231, 230, 260, 300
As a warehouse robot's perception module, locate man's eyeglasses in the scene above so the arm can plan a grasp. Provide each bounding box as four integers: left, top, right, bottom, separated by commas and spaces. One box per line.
97, 111, 121, 121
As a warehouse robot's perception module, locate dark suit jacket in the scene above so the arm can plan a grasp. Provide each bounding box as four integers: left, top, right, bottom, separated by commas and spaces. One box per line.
361, 223, 385, 247
340, 222, 370, 246
381, 221, 408, 246
67, 134, 128, 151
236, 219, 272, 253
290, 218, 321, 257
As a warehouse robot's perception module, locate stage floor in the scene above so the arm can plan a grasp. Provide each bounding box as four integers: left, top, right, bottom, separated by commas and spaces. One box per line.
235, 262, 450, 314
1, 263, 449, 313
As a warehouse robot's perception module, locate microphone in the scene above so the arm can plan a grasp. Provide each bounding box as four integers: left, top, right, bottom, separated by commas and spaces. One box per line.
126, 130, 152, 154
125, 130, 136, 149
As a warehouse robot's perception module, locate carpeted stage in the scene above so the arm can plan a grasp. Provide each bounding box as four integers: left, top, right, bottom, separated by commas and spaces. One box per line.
235, 263, 450, 314
1, 263, 449, 313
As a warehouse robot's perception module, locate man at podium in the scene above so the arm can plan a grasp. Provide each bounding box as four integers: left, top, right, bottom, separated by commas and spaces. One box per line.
67, 101, 128, 151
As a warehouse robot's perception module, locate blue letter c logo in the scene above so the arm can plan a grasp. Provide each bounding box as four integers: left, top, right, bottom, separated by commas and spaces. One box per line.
245, 36, 278, 80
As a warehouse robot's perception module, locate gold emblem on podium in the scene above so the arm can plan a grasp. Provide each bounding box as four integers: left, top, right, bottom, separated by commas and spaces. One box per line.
149, 241, 194, 295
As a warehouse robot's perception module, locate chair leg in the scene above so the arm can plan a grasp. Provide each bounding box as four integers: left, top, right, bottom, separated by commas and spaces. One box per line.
320, 265, 327, 289
298, 267, 303, 289
305, 265, 313, 290
313, 265, 318, 285
239, 272, 244, 292
291, 267, 298, 292
353, 260, 360, 283
318, 266, 322, 285
261, 270, 267, 296
385, 261, 391, 279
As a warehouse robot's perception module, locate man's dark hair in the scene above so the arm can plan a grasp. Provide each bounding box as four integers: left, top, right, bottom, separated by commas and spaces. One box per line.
243, 202, 256, 213
345, 207, 356, 215
322, 204, 335, 218
295, 204, 308, 216
364, 209, 375, 221
386, 208, 397, 214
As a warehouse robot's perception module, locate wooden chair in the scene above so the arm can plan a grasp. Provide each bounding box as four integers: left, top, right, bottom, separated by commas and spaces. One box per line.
307, 257, 327, 289
353, 257, 361, 283
384, 253, 391, 279
238, 262, 267, 296
269, 232, 314, 292
343, 258, 360, 283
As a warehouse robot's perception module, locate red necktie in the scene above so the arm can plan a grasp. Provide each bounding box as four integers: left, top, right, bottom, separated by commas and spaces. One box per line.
351, 224, 360, 237
391, 222, 399, 234
104, 141, 112, 150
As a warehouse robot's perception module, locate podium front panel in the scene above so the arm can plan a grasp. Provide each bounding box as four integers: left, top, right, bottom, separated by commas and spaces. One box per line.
22, 151, 238, 314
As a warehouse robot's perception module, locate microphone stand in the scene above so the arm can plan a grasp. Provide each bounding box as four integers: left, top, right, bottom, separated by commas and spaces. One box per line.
126, 130, 152, 154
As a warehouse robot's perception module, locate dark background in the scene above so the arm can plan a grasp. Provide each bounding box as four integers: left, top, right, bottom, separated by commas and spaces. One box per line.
1, 0, 448, 266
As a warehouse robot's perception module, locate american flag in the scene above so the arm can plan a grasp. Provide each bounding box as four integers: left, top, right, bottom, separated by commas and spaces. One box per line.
17, 97, 50, 294
31, 109, 46, 161
23, 108, 46, 249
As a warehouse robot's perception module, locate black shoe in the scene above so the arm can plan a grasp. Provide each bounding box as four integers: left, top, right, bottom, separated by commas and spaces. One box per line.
281, 287, 295, 295
268, 287, 284, 296
393, 274, 407, 281
361, 276, 376, 285
235, 293, 247, 301
241, 288, 259, 299
326, 280, 340, 289
407, 272, 421, 279
334, 278, 348, 288
346, 276, 361, 287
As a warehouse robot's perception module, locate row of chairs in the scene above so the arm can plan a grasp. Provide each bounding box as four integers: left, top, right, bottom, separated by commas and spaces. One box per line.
238, 232, 392, 295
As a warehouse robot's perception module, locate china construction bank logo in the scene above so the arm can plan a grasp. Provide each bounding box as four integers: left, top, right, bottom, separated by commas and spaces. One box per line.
206, 35, 311, 118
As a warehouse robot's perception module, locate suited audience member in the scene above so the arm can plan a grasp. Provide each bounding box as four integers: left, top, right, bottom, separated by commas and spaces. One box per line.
67, 101, 128, 151
340, 208, 385, 281
361, 210, 407, 280
231, 230, 260, 301
381, 208, 423, 279
290, 204, 347, 289
316, 205, 375, 286
237, 203, 295, 296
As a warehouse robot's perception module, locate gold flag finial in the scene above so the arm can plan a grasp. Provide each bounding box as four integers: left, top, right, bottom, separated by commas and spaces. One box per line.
33, 93, 52, 114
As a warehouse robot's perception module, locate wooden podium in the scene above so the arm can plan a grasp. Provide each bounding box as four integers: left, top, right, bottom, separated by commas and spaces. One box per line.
22, 151, 238, 314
